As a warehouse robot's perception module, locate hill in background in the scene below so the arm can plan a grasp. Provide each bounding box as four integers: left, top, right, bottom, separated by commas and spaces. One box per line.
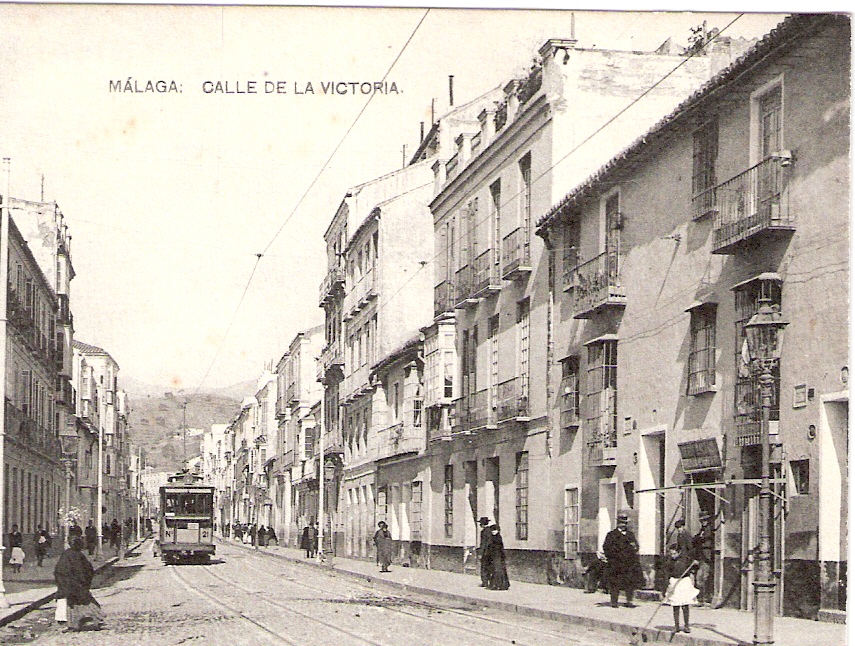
122, 378, 256, 472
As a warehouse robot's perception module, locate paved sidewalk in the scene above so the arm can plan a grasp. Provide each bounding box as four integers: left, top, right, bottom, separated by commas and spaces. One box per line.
0, 540, 143, 627
229, 539, 847, 646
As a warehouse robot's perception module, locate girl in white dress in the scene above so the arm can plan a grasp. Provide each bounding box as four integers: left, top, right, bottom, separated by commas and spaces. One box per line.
663, 543, 699, 633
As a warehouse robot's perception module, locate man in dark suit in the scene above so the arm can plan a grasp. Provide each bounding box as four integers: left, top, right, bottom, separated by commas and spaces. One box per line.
477, 516, 492, 587
603, 511, 644, 608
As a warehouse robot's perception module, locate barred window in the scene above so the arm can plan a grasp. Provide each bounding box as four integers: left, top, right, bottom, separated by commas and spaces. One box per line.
560, 356, 580, 429
564, 486, 580, 558
516, 451, 529, 541
586, 340, 618, 448
688, 304, 717, 395
692, 117, 718, 219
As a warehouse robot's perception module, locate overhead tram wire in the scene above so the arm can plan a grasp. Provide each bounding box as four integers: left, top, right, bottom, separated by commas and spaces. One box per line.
191, 8, 431, 394
192, 253, 263, 398
260, 7, 431, 257
375, 15, 745, 315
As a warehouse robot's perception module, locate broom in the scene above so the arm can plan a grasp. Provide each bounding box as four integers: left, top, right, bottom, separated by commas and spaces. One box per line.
629, 560, 698, 645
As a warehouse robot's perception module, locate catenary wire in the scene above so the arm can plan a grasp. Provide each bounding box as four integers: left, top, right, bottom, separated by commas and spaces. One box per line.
192, 8, 431, 393
371, 15, 745, 321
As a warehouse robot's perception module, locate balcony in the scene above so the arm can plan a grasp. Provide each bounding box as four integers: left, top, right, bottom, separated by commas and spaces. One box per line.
453, 265, 477, 308
467, 389, 497, 431
587, 422, 617, 466
319, 266, 345, 306
572, 250, 625, 319
434, 280, 455, 317
472, 249, 501, 298
450, 397, 467, 433
712, 157, 793, 254
344, 269, 378, 319
502, 228, 532, 281
497, 378, 530, 422
427, 405, 452, 442
377, 421, 424, 459
319, 342, 344, 381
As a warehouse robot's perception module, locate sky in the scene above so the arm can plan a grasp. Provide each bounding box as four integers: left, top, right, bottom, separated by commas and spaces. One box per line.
0, 5, 809, 391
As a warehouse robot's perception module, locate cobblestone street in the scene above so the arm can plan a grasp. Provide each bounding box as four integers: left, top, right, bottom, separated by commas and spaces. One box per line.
0, 541, 655, 646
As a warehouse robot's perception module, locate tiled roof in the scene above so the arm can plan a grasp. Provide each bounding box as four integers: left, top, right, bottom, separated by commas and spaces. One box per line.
537, 13, 841, 230
72, 340, 109, 355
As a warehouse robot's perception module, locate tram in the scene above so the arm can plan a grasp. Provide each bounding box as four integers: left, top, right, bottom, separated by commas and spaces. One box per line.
158, 470, 216, 564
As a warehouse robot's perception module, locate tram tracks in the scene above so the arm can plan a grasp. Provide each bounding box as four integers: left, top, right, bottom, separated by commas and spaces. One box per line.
227, 547, 592, 646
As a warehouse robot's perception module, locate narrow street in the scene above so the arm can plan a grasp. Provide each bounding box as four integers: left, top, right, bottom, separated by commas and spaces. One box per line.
1, 541, 645, 646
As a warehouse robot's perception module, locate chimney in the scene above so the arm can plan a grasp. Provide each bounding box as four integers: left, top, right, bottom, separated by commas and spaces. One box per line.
420, 121, 425, 142
478, 108, 497, 147
448, 75, 454, 107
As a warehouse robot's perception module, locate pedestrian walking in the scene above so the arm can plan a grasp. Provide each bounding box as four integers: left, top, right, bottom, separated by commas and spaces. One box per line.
85, 520, 97, 556
477, 516, 492, 587
663, 541, 699, 633
267, 526, 278, 546
258, 525, 268, 547
484, 524, 509, 590
69, 520, 83, 546
36, 525, 50, 566
54, 537, 104, 632
110, 519, 120, 549
8, 523, 24, 572
373, 521, 394, 572
602, 511, 644, 608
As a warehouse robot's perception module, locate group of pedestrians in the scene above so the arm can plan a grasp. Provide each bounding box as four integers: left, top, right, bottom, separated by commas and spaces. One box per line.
225, 522, 279, 547
595, 510, 716, 634
477, 517, 510, 590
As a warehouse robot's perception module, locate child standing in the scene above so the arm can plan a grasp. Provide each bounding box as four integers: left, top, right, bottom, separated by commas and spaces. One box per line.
663, 542, 699, 633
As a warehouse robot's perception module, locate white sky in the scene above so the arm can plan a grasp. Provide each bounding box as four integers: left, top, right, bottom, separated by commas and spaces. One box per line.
0, 5, 811, 390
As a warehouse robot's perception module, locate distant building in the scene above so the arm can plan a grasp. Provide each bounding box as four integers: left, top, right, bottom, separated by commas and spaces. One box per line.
275, 325, 323, 546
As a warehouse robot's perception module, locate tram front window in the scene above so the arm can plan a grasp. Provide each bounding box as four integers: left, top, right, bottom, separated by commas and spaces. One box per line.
164, 494, 212, 516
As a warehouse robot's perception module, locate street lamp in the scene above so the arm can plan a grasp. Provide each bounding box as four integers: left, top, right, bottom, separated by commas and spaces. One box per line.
59, 424, 81, 549
744, 297, 788, 646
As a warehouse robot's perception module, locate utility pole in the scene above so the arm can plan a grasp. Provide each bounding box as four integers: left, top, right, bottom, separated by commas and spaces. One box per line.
182, 401, 188, 467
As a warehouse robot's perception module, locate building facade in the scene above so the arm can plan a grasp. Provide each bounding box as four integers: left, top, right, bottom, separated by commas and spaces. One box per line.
427, 35, 725, 580
536, 13, 849, 618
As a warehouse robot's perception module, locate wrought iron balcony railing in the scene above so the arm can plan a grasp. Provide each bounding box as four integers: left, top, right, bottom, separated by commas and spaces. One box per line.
453, 265, 475, 308
434, 280, 455, 317
472, 249, 501, 297
497, 377, 530, 422
467, 389, 496, 430
319, 266, 345, 306
572, 250, 625, 319
712, 157, 793, 254
502, 227, 532, 281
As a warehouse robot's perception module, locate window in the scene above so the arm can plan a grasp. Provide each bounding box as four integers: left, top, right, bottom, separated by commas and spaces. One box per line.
444, 465, 454, 538
490, 179, 501, 251
413, 386, 423, 427
376, 486, 388, 526
517, 300, 530, 398
393, 382, 401, 421
587, 340, 618, 448
488, 315, 499, 405
560, 356, 580, 429
734, 277, 782, 445
790, 459, 809, 495
688, 304, 717, 395
692, 117, 718, 219
411, 481, 422, 540
519, 153, 532, 237
564, 486, 580, 558
515, 451, 529, 540
304, 426, 315, 458
562, 219, 580, 290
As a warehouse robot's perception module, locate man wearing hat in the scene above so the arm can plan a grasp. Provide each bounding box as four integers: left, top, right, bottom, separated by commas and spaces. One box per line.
691, 512, 715, 605
602, 511, 644, 608
477, 517, 493, 587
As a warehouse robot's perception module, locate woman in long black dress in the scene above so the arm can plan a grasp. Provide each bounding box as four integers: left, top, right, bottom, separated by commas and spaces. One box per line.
485, 524, 510, 590
54, 537, 104, 632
